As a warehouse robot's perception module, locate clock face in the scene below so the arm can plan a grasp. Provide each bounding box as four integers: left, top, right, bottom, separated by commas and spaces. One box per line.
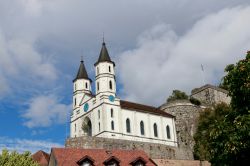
109, 95, 115, 102
84, 103, 89, 112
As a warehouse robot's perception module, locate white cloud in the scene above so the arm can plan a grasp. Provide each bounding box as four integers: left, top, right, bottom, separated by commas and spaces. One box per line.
0, 136, 63, 153
118, 6, 250, 106
22, 95, 71, 128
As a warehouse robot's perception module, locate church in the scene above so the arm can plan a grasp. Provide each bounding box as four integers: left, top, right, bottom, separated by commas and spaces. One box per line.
70, 41, 178, 147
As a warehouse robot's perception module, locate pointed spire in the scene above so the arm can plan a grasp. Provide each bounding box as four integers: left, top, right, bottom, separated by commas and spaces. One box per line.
94, 41, 115, 66
73, 58, 91, 82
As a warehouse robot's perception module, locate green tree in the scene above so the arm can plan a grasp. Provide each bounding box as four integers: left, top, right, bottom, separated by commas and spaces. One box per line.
194, 52, 250, 166
167, 90, 188, 102
0, 149, 39, 166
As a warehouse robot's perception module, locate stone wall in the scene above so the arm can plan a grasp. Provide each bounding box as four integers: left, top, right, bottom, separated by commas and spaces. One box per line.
65, 136, 177, 159
160, 100, 204, 160
153, 159, 210, 166
191, 84, 231, 105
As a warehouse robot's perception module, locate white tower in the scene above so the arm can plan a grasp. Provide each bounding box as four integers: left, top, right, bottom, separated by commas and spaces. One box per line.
94, 42, 116, 97
72, 60, 92, 110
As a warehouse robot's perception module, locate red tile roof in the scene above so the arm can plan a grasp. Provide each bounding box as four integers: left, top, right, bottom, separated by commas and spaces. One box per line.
51, 148, 157, 166
120, 100, 175, 118
32, 150, 50, 166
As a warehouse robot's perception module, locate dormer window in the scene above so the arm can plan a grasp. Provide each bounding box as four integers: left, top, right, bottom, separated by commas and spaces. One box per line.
77, 156, 94, 166
103, 156, 120, 166
130, 157, 146, 166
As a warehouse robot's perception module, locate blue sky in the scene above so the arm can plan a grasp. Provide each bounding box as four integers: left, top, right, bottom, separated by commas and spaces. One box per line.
0, 0, 250, 153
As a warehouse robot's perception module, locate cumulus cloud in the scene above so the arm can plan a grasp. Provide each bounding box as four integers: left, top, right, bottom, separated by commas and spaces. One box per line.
0, 136, 63, 153
22, 95, 71, 128
118, 6, 250, 106
0, 30, 58, 98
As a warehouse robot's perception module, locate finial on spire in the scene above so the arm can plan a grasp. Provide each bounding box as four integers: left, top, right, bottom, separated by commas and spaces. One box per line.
81, 56, 83, 63
102, 32, 105, 45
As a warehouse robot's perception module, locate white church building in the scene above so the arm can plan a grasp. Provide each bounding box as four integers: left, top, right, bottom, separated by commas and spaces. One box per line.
70, 42, 178, 147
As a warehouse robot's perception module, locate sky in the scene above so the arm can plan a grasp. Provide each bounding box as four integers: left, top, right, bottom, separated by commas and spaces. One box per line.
0, 0, 250, 153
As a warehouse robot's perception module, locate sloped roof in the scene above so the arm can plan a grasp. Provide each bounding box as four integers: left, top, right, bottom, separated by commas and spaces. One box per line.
73, 60, 91, 82
50, 148, 156, 166
94, 42, 115, 66
32, 150, 50, 166
120, 100, 175, 118
191, 84, 228, 95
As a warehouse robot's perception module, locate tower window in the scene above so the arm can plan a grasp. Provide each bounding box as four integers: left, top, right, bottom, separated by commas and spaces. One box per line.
85, 82, 88, 89
74, 98, 77, 106
126, 118, 131, 133
97, 67, 99, 75
140, 121, 145, 136
75, 124, 76, 132
153, 123, 158, 137
109, 81, 112, 90
98, 110, 100, 119
99, 122, 101, 132
111, 121, 114, 130
97, 82, 99, 91
166, 125, 171, 139
111, 108, 113, 118
109, 66, 111, 72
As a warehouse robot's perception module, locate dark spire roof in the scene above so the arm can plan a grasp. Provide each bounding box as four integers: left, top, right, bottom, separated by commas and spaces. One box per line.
73, 60, 92, 82
94, 42, 115, 66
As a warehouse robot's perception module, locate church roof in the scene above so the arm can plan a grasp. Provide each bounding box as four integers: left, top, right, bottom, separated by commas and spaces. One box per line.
73, 60, 92, 82
120, 100, 175, 118
94, 42, 115, 66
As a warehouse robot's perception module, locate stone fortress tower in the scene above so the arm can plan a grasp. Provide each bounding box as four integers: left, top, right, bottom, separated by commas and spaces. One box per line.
160, 84, 231, 159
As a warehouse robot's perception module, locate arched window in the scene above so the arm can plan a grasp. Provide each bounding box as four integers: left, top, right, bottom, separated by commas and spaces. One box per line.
83, 117, 92, 136
140, 121, 145, 135
111, 121, 114, 130
97, 82, 99, 91
153, 123, 158, 137
166, 125, 171, 139
75, 124, 76, 132
126, 118, 131, 133
109, 81, 112, 90
74, 98, 77, 106
98, 110, 100, 119
85, 82, 88, 89
109, 66, 111, 72
111, 108, 113, 118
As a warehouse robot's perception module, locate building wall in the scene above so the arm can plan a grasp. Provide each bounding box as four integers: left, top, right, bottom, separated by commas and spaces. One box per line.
153, 159, 210, 166
191, 85, 231, 105
160, 100, 204, 160
65, 136, 177, 159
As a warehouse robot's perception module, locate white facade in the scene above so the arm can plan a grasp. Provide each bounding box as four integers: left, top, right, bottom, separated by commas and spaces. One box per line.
70, 42, 178, 147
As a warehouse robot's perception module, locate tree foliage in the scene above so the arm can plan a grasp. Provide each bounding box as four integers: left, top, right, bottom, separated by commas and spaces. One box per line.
167, 90, 188, 102
0, 149, 39, 166
194, 52, 250, 166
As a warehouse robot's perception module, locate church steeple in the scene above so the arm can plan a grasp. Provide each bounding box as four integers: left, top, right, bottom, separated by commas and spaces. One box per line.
95, 42, 116, 96
73, 59, 91, 82
94, 42, 115, 66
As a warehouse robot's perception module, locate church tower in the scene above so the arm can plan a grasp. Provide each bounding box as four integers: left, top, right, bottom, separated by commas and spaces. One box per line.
73, 60, 92, 110
94, 42, 116, 96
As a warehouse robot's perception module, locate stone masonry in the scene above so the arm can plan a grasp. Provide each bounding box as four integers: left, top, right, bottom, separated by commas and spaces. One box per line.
160, 100, 204, 160
66, 136, 177, 159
